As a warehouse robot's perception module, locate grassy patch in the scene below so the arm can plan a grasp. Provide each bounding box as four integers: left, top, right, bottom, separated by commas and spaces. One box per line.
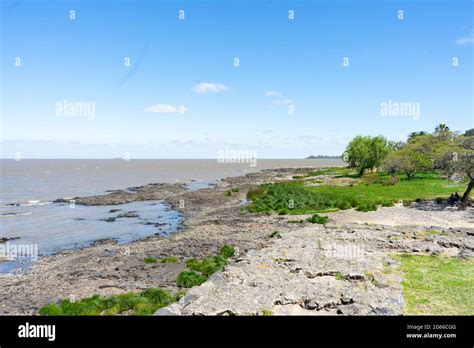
144, 257, 157, 264
396, 254, 474, 315
247, 170, 465, 215
160, 257, 178, 263
39, 288, 177, 316
177, 246, 235, 288
306, 214, 328, 224
176, 271, 207, 288
308, 167, 358, 177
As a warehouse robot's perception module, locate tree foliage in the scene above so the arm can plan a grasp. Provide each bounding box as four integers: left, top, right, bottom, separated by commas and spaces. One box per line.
381, 125, 474, 201
343, 136, 391, 176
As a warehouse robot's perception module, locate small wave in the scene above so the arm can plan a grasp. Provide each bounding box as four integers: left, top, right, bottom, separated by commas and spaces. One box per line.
21, 200, 52, 207
4, 200, 53, 207
1, 211, 32, 217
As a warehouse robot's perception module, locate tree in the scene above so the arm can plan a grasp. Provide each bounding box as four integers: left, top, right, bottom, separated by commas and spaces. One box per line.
436, 135, 474, 202
344, 136, 391, 176
434, 123, 454, 140
407, 131, 426, 142
381, 146, 432, 180
465, 129, 474, 137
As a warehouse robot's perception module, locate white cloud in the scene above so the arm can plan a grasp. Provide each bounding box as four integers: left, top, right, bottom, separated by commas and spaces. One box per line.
193, 82, 229, 94
265, 89, 294, 108
265, 90, 282, 97
457, 31, 474, 45
144, 104, 188, 113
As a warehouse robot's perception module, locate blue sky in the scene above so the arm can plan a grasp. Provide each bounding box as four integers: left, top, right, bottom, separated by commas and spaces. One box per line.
1, 0, 473, 158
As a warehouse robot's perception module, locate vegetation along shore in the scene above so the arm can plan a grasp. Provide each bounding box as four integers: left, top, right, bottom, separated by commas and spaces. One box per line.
0, 124, 472, 315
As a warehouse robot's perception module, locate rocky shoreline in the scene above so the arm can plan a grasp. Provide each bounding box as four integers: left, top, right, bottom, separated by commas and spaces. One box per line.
0, 167, 472, 315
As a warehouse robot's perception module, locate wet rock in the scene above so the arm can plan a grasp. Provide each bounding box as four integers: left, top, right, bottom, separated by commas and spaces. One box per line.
117, 212, 139, 218
0, 237, 20, 243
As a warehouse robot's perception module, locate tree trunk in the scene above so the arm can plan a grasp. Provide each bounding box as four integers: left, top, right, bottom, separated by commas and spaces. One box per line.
461, 178, 474, 202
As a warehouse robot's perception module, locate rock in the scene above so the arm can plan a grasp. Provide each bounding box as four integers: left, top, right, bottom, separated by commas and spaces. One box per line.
154, 303, 182, 316
109, 209, 121, 213
104, 217, 116, 222
341, 295, 354, 305
0, 237, 20, 243
372, 307, 392, 315
304, 299, 319, 310
117, 212, 139, 218
345, 273, 365, 281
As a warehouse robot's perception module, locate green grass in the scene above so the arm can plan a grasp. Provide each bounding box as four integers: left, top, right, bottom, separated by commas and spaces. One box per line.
306, 214, 328, 224
159, 257, 178, 263
247, 170, 466, 215
144, 257, 157, 264
39, 288, 177, 316
396, 254, 474, 315
176, 271, 207, 288
176, 246, 235, 288
307, 167, 358, 177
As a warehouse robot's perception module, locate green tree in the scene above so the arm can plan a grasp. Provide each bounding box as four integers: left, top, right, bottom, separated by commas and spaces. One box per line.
344, 136, 391, 176
436, 135, 473, 202
464, 129, 474, 137
434, 123, 454, 140
381, 146, 432, 180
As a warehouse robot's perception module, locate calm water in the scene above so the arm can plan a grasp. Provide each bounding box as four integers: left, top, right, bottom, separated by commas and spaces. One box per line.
0, 159, 342, 272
